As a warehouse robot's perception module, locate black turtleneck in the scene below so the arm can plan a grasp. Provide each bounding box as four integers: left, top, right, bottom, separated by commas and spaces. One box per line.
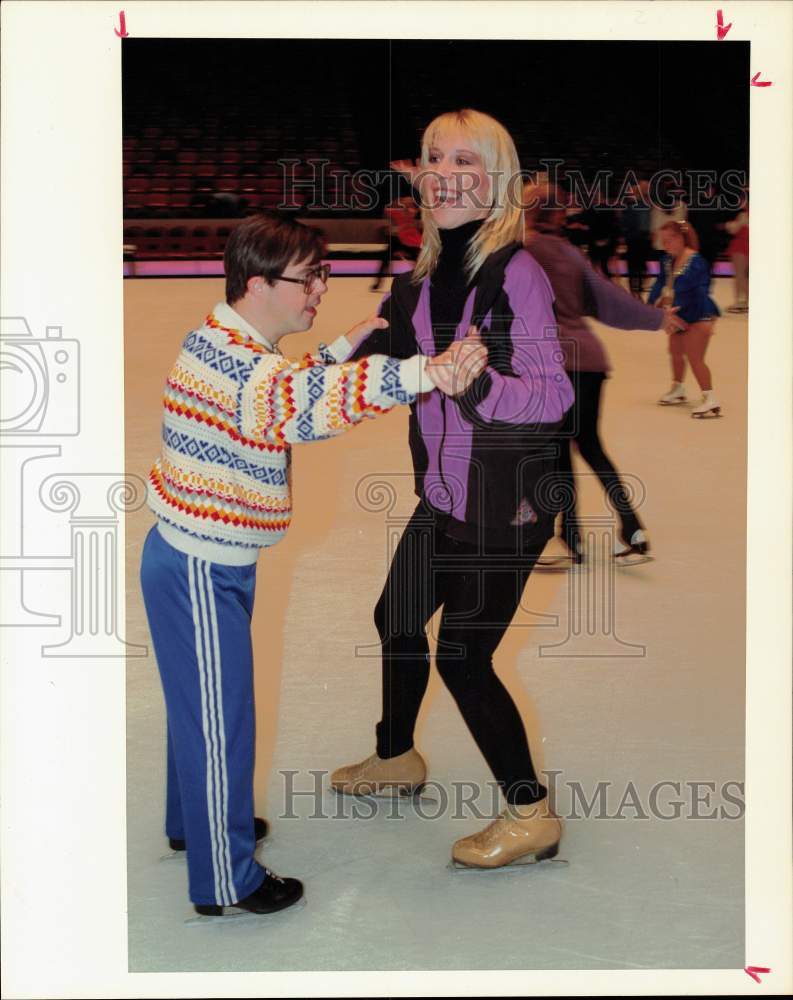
430, 218, 485, 354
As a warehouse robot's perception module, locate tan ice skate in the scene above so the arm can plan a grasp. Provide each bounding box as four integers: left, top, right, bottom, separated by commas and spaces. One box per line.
450, 798, 562, 870
330, 747, 427, 797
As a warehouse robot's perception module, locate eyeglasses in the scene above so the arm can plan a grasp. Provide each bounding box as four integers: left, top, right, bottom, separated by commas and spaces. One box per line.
272, 264, 331, 294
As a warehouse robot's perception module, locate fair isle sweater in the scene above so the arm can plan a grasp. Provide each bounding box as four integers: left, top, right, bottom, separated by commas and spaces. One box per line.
147, 301, 432, 565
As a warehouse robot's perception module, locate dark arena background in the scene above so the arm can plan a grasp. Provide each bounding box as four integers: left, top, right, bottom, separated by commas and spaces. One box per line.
122, 35, 752, 975
122, 38, 749, 270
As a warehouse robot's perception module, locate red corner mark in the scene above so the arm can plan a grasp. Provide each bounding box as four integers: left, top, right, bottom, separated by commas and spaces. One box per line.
716, 10, 732, 40
751, 72, 773, 87
744, 966, 771, 984
114, 10, 129, 38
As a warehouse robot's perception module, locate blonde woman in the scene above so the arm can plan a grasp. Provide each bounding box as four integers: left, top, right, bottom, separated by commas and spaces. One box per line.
649, 220, 722, 417
330, 109, 574, 869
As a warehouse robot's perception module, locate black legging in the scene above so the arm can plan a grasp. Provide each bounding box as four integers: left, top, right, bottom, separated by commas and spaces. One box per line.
374, 504, 547, 806
557, 370, 642, 542
588, 240, 615, 280
626, 235, 651, 296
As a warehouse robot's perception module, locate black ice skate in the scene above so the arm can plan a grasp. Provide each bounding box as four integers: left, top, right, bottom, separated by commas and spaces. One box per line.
536, 526, 584, 570
191, 868, 304, 919
613, 528, 653, 566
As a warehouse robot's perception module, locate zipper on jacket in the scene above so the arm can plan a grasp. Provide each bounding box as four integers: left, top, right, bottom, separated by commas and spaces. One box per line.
437, 393, 450, 511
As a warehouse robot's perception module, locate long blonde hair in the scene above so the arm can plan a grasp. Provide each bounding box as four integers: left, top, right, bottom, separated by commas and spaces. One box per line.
412, 109, 525, 284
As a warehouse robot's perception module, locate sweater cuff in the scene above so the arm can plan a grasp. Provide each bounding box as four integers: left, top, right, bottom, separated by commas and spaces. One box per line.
324, 335, 354, 363
398, 354, 435, 395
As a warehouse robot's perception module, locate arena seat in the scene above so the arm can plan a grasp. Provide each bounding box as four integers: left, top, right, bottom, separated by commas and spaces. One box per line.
169, 193, 192, 213
139, 226, 165, 256
189, 226, 215, 258
164, 226, 189, 257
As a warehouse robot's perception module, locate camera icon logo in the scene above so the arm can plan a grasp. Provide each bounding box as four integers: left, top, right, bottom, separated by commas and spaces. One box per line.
0, 317, 80, 436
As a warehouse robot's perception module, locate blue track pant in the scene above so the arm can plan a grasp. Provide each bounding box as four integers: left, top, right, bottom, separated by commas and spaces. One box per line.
140, 525, 266, 906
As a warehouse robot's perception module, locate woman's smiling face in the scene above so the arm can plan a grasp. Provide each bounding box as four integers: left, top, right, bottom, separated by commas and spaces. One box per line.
421, 130, 492, 230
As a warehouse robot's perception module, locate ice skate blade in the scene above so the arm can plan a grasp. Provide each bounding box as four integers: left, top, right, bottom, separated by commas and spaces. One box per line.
536, 548, 585, 571
448, 854, 568, 873
692, 409, 722, 419
331, 782, 428, 800
614, 553, 654, 567
535, 554, 580, 572
658, 399, 687, 406
185, 896, 308, 926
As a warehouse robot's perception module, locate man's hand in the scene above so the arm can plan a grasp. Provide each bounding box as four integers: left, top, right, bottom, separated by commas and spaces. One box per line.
662, 306, 687, 335
426, 327, 488, 397
345, 315, 388, 352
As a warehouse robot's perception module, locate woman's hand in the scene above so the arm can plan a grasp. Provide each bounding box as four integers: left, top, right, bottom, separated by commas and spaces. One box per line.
426, 327, 488, 396
345, 315, 388, 352
662, 306, 687, 334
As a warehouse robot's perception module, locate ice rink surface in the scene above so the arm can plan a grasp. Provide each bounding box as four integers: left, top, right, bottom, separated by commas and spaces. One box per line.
124, 273, 746, 972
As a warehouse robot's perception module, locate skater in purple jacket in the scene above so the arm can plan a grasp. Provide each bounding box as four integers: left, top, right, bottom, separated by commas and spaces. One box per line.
331, 110, 575, 870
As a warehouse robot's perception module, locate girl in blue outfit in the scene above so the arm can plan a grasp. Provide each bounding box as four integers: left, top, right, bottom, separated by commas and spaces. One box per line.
649, 220, 722, 418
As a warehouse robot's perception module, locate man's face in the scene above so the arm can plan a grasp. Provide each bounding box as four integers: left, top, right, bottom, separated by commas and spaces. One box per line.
264, 255, 328, 338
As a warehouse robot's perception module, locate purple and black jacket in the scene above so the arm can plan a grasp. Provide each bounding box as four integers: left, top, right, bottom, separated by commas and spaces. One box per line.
353, 243, 575, 551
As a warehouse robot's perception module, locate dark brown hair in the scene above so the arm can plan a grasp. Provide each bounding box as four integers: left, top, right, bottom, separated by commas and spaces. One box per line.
660, 219, 700, 251
522, 181, 574, 233
224, 212, 326, 304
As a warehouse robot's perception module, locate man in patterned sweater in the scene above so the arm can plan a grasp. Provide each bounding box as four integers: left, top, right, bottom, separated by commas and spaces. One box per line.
140, 212, 486, 919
